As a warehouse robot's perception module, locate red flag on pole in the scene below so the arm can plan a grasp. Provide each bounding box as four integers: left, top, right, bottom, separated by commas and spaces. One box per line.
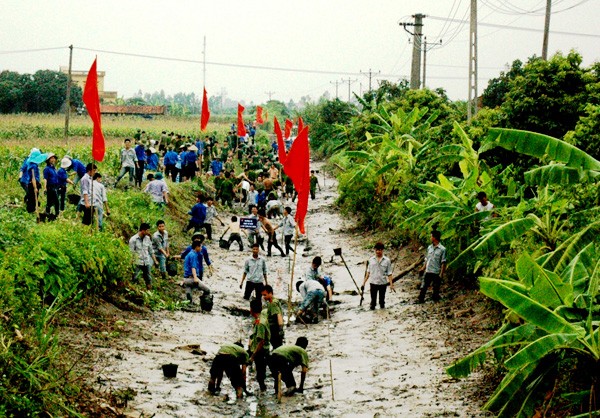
274, 117, 287, 164
256, 106, 264, 124
297, 117, 304, 134
283, 126, 310, 234
237, 104, 246, 137
82, 58, 105, 162
201, 88, 210, 131
284, 119, 293, 139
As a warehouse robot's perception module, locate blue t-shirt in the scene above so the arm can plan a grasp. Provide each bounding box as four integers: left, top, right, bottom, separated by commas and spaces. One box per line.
146, 153, 159, 170
184, 151, 197, 165
189, 202, 206, 224
57, 168, 69, 187
210, 160, 223, 176
43, 165, 59, 186
135, 145, 146, 162
163, 150, 178, 166
71, 159, 86, 178
195, 140, 205, 155
181, 244, 211, 271
184, 250, 201, 278
26, 163, 40, 183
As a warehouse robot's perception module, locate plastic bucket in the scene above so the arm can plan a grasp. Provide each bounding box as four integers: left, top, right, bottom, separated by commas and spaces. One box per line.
162, 363, 178, 378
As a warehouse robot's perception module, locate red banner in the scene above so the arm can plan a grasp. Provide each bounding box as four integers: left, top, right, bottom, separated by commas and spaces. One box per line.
201, 88, 210, 131
274, 117, 287, 164
237, 104, 246, 137
82, 58, 105, 162
284, 119, 293, 139
283, 126, 310, 234
256, 106, 264, 124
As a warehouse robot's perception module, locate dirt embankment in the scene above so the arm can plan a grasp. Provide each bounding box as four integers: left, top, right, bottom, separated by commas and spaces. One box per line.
74, 162, 498, 417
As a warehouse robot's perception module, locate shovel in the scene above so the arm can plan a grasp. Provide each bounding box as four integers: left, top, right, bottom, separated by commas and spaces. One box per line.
333, 248, 364, 304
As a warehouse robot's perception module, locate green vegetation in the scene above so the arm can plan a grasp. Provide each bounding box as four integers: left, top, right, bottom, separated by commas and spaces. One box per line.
303, 50, 600, 416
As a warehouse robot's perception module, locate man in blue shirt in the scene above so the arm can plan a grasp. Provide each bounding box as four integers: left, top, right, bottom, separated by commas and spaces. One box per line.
134, 141, 147, 188
179, 233, 213, 281
183, 145, 198, 181
163, 146, 179, 182
182, 240, 211, 304
64, 156, 86, 186
42, 153, 60, 220
185, 194, 206, 233
210, 157, 223, 176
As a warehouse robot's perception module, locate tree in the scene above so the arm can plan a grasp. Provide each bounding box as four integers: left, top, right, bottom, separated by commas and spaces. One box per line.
481, 59, 525, 109
0, 71, 30, 113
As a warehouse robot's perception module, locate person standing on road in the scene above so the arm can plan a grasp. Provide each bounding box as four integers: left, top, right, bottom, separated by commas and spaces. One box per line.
261, 285, 284, 349
274, 206, 296, 255
258, 210, 285, 257
362, 242, 393, 310
202, 197, 224, 241
152, 220, 170, 280
129, 222, 157, 290
208, 342, 248, 399
182, 240, 211, 304
248, 298, 270, 392
309, 170, 320, 200
239, 243, 268, 300
418, 230, 447, 303
269, 337, 309, 396
185, 194, 206, 234
114, 138, 138, 188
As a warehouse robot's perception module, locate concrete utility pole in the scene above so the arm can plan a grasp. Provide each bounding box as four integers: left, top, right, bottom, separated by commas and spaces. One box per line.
343, 78, 358, 102
64, 44, 73, 147
542, 0, 551, 60
265, 91, 275, 101
467, 0, 478, 123
360, 68, 381, 91
330, 80, 342, 99
422, 37, 442, 89
401, 14, 425, 90
202, 36, 207, 87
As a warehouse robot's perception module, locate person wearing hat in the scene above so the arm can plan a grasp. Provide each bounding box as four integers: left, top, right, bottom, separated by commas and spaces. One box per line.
23, 150, 47, 213
144, 172, 169, 206
18, 148, 40, 203
183, 145, 198, 181
62, 156, 86, 187
134, 140, 147, 188
57, 157, 74, 212
42, 153, 60, 220
114, 138, 138, 188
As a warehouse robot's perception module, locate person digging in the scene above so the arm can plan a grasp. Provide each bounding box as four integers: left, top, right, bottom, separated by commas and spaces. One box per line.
269, 337, 309, 396
208, 341, 248, 399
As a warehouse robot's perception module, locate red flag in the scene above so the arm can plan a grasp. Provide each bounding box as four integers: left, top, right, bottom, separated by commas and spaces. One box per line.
82, 58, 105, 162
256, 106, 264, 124
264, 110, 269, 122
297, 117, 304, 134
201, 88, 210, 131
237, 104, 246, 137
283, 126, 310, 234
284, 119, 293, 139
274, 117, 287, 164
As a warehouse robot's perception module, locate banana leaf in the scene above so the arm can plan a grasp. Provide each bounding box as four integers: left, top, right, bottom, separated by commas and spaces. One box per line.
471, 216, 537, 257
524, 164, 589, 186
516, 253, 573, 308
539, 221, 600, 274
486, 128, 600, 171
479, 278, 586, 337
504, 333, 581, 371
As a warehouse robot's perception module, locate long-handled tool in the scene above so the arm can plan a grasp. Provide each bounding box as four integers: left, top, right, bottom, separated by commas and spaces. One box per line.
360, 260, 368, 306
333, 248, 364, 305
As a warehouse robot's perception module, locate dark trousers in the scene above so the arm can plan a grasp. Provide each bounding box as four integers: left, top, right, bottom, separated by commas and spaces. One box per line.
164, 164, 178, 182
419, 272, 441, 302
253, 349, 268, 390
201, 222, 213, 240
267, 233, 285, 256
184, 221, 201, 234
269, 353, 296, 391
370, 283, 387, 309
58, 186, 66, 212
133, 265, 152, 287
228, 233, 243, 251
210, 354, 244, 389
45, 186, 59, 217
243, 281, 263, 301
26, 183, 38, 213
135, 161, 145, 187
270, 325, 284, 349
284, 235, 294, 255
310, 189, 316, 200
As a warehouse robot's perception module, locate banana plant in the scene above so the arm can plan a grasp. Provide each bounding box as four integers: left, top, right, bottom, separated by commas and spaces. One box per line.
447, 246, 600, 417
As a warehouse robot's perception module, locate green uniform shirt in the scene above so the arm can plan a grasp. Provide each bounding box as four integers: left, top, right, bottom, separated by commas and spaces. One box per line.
250, 312, 271, 352
264, 298, 283, 330
217, 344, 249, 364
272, 345, 309, 368
310, 175, 318, 192
220, 179, 235, 198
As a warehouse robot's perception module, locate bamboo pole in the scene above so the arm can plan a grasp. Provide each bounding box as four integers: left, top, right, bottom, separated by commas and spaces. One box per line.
286, 225, 300, 323
276, 372, 282, 402
329, 359, 335, 401
31, 168, 40, 223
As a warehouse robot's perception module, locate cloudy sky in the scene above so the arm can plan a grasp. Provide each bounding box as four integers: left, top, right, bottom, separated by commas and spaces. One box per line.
2, 0, 598, 105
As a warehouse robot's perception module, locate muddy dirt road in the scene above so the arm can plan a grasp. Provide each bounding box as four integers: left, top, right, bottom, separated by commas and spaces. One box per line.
94, 163, 491, 417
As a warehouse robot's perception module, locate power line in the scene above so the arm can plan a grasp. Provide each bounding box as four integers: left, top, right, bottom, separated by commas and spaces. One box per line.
0, 46, 67, 54
428, 14, 600, 38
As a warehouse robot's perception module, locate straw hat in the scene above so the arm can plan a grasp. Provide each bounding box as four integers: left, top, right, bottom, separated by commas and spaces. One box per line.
60, 157, 72, 169
188, 145, 198, 151
46, 152, 56, 161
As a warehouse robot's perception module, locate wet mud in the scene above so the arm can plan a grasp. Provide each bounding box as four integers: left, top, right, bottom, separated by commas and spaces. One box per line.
93, 162, 492, 417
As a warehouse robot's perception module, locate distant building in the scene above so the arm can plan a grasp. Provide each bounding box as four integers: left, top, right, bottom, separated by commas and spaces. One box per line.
100, 105, 166, 116
59, 66, 118, 104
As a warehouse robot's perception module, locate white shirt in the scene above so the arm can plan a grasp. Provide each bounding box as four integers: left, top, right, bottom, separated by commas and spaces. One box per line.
475, 201, 494, 212
92, 180, 107, 208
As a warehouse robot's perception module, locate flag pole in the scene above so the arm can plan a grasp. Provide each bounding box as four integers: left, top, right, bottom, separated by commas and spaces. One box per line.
90, 159, 95, 232
287, 225, 300, 323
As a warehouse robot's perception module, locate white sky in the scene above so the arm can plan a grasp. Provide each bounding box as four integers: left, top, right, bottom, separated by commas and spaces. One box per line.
1, 0, 599, 105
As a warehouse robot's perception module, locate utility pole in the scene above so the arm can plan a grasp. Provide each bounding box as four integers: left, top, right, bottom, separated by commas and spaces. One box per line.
202, 36, 206, 87
360, 68, 380, 91
422, 37, 442, 89
542, 0, 551, 60
64, 44, 73, 147
330, 80, 342, 99
467, 0, 478, 123
401, 14, 425, 90
343, 78, 358, 102
265, 91, 275, 101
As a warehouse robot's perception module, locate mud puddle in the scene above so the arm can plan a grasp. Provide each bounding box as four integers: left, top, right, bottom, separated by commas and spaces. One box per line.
93, 162, 491, 417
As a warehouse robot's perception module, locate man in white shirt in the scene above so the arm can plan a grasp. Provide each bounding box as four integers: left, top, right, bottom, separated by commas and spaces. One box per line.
92, 173, 109, 231
475, 191, 494, 216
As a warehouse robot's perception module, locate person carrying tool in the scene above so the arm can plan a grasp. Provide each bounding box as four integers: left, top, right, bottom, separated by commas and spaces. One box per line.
269, 337, 309, 396
361, 242, 393, 310
208, 342, 248, 399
